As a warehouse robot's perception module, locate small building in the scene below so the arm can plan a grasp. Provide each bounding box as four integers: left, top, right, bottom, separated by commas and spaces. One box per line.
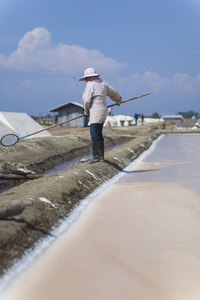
161, 114, 184, 120
49, 102, 88, 127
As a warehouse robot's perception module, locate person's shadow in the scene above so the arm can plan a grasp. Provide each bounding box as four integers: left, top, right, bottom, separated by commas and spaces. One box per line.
104, 159, 161, 174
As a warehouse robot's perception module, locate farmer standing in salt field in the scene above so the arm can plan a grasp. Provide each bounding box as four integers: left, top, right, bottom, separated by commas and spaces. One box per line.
79, 67, 122, 164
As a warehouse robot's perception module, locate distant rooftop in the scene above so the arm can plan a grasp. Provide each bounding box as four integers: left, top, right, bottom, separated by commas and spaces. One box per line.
49, 102, 83, 112
161, 114, 184, 119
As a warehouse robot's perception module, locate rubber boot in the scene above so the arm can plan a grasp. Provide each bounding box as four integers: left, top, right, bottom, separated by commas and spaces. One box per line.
99, 141, 104, 161
90, 141, 101, 164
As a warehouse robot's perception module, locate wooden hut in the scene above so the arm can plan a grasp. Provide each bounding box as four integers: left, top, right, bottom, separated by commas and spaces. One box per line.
49, 102, 88, 127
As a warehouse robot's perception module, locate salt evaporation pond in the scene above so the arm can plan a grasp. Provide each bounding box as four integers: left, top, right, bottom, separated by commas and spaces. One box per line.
121, 134, 200, 195
1, 134, 200, 300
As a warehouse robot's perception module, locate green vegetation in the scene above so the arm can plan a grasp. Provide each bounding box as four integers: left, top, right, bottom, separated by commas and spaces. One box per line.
31, 114, 53, 125
151, 112, 160, 118
177, 111, 199, 119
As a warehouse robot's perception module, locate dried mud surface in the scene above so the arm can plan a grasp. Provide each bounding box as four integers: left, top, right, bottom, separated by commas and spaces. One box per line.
0, 125, 161, 276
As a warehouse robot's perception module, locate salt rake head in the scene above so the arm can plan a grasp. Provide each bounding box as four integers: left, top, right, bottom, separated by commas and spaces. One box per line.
1, 134, 19, 147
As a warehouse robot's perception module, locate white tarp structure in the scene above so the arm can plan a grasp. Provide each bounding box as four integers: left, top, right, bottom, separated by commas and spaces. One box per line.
104, 115, 134, 127
0, 112, 51, 139
104, 115, 163, 127
192, 120, 200, 130
0, 120, 16, 138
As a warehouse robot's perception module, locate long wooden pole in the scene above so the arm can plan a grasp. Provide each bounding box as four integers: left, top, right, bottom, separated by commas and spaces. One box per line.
107, 92, 151, 108
19, 92, 151, 140
20, 114, 86, 139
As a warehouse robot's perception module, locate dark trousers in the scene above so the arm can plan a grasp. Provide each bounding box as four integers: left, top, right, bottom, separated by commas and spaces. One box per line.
90, 123, 104, 142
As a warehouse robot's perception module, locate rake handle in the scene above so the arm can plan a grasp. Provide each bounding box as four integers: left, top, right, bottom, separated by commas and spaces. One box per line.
23, 92, 151, 138
22, 114, 87, 138
107, 92, 151, 108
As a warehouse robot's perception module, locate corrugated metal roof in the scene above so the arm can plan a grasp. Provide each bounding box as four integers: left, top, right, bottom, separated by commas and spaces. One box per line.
49, 102, 83, 112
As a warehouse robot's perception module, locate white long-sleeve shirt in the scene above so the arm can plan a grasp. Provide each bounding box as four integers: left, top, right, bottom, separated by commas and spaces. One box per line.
82, 81, 121, 124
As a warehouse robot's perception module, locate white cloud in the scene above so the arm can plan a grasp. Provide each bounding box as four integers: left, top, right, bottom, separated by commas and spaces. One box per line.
132, 71, 171, 92
0, 27, 126, 74
115, 71, 170, 94
172, 73, 200, 93
116, 71, 200, 95
18, 80, 33, 88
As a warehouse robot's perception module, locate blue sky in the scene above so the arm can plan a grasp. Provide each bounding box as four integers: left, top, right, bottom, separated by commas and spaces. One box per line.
0, 0, 200, 117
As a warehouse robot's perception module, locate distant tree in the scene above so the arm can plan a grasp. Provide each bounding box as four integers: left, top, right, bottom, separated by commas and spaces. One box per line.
46, 114, 52, 119
151, 112, 160, 118
31, 115, 38, 120
31, 114, 53, 125
177, 111, 198, 119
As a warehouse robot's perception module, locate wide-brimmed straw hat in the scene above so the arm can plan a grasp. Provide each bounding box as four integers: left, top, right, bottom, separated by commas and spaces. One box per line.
79, 67, 100, 81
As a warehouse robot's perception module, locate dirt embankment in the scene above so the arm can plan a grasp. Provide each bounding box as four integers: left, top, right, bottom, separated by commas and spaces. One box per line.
0, 125, 161, 276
